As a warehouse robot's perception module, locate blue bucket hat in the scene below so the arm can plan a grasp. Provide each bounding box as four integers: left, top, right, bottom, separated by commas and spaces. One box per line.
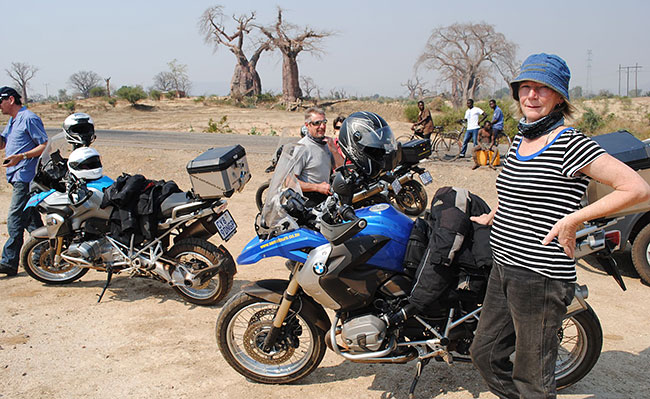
510, 53, 571, 101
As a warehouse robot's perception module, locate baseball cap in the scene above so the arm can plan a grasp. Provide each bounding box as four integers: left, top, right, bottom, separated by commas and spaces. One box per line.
0, 86, 21, 100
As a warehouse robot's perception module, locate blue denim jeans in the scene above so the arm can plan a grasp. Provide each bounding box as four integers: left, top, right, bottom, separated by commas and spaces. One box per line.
460, 128, 479, 156
470, 262, 574, 399
1, 181, 43, 270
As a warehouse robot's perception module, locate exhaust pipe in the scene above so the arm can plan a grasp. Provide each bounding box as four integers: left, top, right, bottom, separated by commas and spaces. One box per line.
565, 284, 589, 317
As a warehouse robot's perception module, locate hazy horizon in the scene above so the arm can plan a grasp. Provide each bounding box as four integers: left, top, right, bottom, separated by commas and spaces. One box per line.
3, 0, 649, 99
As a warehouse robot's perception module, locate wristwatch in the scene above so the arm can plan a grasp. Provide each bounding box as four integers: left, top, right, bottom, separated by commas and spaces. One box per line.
22, 153, 28, 160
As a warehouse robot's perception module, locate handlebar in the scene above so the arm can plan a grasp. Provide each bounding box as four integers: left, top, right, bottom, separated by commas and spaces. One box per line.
340, 205, 358, 222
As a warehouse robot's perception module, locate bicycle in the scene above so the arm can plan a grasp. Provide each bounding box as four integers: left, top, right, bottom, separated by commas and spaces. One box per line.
446, 119, 512, 159
396, 125, 462, 162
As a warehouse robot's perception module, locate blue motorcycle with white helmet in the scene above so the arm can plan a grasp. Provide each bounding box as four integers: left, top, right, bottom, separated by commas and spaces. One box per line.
21, 115, 250, 305
216, 112, 606, 396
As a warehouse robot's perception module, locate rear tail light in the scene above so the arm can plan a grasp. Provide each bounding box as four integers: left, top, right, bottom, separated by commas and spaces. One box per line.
605, 230, 622, 250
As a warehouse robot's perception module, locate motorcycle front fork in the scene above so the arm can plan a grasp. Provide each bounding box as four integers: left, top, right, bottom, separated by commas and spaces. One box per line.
52, 237, 64, 267
262, 272, 301, 352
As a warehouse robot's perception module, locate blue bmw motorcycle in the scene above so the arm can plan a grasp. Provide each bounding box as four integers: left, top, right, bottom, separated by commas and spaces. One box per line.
216, 144, 605, 396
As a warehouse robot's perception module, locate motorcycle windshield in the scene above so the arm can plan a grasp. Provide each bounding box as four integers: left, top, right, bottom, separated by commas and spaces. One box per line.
260, 143, 307, 233
38, 131, 72, 169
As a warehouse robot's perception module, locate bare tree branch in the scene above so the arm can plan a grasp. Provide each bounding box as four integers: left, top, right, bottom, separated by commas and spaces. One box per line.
257, 7, 333, 103
68, 70, 102, 98
5, 62, 38, 103
416, 22, 518, 107
198, 5, 271, 97
401, 76, 431, 99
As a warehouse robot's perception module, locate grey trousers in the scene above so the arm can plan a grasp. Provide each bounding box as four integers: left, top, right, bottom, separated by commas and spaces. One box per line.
470, 262, 574, 399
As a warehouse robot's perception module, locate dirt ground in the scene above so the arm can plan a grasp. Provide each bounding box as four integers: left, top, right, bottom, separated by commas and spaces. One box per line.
1, 106, 650, 398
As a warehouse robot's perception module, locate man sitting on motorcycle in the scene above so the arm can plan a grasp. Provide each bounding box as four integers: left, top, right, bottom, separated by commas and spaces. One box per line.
293, 107, 344, 207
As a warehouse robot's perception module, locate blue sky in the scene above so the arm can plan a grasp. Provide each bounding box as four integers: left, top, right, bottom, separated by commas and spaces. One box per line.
2, 0, 649, 98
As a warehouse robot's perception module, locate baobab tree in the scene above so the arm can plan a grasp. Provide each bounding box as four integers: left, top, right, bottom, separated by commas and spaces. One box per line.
258, 8, 332, 103
198, 5, 270, 97
5, 62, 38, 103
417, 22, 518, 107
68, 70, 102, 98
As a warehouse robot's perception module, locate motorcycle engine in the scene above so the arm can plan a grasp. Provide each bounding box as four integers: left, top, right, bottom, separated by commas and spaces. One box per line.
67, 238, 118, 264
340, 314, 387, 352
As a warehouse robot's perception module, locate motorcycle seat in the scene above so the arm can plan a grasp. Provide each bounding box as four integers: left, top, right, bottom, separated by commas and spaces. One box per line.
160, 192, 201, 218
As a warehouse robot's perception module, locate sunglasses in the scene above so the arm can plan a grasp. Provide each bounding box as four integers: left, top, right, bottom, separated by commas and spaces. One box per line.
334, 125, 341, 130
309, 119, 327, 126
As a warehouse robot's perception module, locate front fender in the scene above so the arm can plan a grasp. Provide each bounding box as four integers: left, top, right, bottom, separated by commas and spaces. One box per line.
29, 226, 50, 239
242, 279, 331, 333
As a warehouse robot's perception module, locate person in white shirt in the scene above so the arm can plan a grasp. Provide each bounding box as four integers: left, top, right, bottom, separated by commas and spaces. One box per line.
460, 99, 487, 157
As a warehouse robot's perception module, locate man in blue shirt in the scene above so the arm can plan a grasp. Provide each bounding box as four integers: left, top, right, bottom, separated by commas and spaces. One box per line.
0, 86, 48, 276
489, 99, 504, 144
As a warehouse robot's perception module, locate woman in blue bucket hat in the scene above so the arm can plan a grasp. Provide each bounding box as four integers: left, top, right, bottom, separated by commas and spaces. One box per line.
469, 53, 650, 397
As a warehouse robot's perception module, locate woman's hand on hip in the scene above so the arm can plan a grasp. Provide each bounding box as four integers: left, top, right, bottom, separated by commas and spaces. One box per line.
543, 216, 580, 258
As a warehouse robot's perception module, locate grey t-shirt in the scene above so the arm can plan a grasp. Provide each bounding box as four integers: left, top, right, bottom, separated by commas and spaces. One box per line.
293, 136, 334, 184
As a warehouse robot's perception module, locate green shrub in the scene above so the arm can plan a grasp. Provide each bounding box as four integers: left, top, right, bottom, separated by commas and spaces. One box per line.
404, 104, 420, 123
194, 96, 205, 103
116, 85, 147, 105
89, 86, 107, 97
256, 92, 278, 103
165, 91, 177, 100
149, 90, 162, 101
63, 101, 76, 112
107, 97, 117, 107
248, 127, 262, 135
204, 116, 232, 133
577, 107, 605, 132
432, 108, 465, 130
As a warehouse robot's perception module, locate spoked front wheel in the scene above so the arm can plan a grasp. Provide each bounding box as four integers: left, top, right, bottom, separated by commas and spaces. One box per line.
216, 291, 326, 384
434, 135, 462, 162
168, 238, 234, 306
21, 236, 89, 284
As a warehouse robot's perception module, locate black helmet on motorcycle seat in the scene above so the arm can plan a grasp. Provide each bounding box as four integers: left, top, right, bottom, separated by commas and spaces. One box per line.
68, 147, 103, 180
63, 113, 96, 148
338, 111, 400, 179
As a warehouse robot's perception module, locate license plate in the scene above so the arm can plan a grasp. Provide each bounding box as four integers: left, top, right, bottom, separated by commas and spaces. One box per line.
214, 210, 237, 242
392, 179, 402, 194
419, 171, 433, 185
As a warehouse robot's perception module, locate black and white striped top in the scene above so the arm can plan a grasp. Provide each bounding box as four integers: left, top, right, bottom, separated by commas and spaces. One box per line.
490, 128, 606, 281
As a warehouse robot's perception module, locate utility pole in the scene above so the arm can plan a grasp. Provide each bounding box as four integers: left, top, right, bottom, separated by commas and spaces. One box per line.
586, 50, 592, 96
44, 83, 49, 99
635, 63, 639, 96
619, 64, 643, 96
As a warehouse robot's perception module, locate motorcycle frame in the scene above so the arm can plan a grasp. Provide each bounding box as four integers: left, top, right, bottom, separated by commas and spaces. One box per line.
48, 197, 229, 282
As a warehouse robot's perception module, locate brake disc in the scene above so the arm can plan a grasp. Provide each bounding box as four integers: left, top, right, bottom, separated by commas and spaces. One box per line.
242, 320, 295, 364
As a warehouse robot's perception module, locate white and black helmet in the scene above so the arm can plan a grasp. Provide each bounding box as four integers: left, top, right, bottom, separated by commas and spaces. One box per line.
68, 147, 103, 180
63, 113, 96, 148
338, 111, 400, 179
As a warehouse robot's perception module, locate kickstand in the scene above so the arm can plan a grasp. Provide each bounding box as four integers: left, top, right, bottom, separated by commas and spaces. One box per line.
97, 265, 114, 303
408, 357, 430, 399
